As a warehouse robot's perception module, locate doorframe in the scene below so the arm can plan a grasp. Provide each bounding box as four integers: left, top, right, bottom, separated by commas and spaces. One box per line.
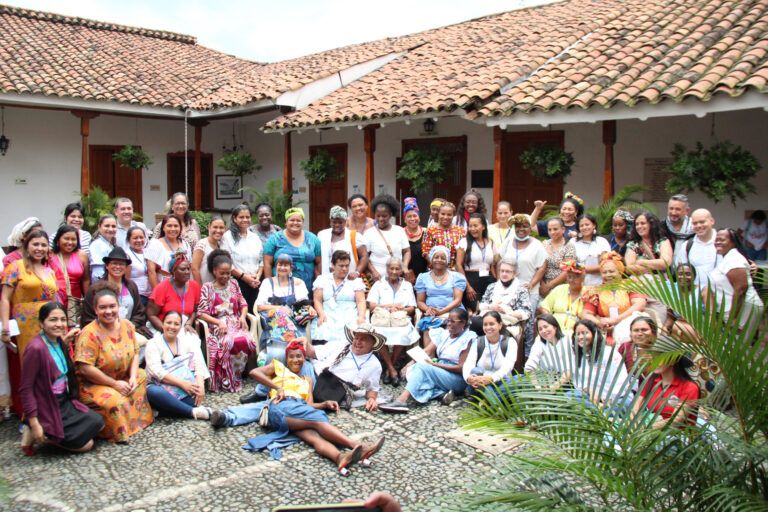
308, 143, 348, 232
166, 151, 214, 210
89, 144, 144, 213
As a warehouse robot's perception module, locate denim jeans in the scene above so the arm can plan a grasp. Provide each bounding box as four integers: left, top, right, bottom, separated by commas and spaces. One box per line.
146, 384, 196, 418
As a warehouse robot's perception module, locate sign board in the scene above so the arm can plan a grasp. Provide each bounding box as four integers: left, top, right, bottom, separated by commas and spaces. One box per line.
643, 158, 673, 202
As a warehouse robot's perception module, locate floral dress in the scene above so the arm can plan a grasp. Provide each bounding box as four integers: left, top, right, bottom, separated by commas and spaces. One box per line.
1, 259, 58, 415
197, 279, 258, 392
74, 320, 153, 442
542, 240, 576, 283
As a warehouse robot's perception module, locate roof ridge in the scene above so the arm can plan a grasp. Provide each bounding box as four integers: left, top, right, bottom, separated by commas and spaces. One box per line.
0, 4, 197, 44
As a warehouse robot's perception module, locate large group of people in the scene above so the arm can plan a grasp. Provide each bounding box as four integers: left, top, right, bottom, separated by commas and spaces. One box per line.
0, 188, 764, 475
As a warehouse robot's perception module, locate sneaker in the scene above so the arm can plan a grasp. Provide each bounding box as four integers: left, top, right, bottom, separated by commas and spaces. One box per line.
440, 390, 456, 406
192, 407, 211, 420
239, 388, 268, 404
379, 401, 409, 413
209, 410, 226, 428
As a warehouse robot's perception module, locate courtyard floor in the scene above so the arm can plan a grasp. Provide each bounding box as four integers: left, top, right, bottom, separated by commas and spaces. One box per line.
0, 385, 505, 511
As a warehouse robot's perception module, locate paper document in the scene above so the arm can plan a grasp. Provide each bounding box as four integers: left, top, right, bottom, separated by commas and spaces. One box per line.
407, 346, 431, 364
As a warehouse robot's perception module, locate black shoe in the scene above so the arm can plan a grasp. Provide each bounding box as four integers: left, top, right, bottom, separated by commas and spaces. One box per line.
440, 390, 456, 406
391, 376, 401, 387
209, 410, 226, 428
382, 373, 392, 385
239, 388, 268, 404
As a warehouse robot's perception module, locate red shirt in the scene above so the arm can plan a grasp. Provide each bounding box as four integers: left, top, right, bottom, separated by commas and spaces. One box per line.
149, 279, 201, 320
640, 374, 700, 424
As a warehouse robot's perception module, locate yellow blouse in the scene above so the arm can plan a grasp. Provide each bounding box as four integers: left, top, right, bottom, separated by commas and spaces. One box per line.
270, 360, 311, 401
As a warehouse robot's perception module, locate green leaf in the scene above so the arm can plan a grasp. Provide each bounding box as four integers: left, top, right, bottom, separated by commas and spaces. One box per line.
396, 147, 449, 193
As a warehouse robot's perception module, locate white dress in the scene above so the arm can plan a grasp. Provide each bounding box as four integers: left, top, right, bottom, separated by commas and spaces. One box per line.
310, 274, 366, 345
708, 248, 764, 330
367, 278, 420, 346
366, 225, 409, 276
567, 237, 612, 286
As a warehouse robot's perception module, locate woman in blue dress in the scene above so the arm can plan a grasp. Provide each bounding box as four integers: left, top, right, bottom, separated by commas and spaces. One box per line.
414, 245, 467, 330
382, 308, 476, 412
262, 208, 321, 293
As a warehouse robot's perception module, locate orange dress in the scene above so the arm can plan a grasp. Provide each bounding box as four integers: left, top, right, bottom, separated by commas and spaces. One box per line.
74, 320, 153, 442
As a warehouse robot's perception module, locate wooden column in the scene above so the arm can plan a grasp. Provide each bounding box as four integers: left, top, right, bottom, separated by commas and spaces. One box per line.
188, 120, 209, 209
602, 120, 616, 202
71, 110, 100, 193
283, 131, 292, 195
492, 126, 504, 222
364, 125, 378, 200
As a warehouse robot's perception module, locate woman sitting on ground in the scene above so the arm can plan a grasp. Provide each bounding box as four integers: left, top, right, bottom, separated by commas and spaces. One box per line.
145, 310, 210, 420
525, 314, 573, 373
19, 302, 104, 455
75, 286, 153, 442
367, 257, 419, 386
463, 311, 517, 394
49, 225, 90, 327
470, 259, 531, 342
421, 202, 466, 268
197, 250, 258, 393
632, 355, 699, 428
382, 308, 476, 412
625, 212, 673, 276
81, 248, 152, 347
537, 260, 585, 334
255, 253, 315, 362
456, 213, 498, 312
414, 246, 466, 331
210, 340, 385, 475
311, 250, 367, 347
145, 214, 192, 289
581, 252, 647, 346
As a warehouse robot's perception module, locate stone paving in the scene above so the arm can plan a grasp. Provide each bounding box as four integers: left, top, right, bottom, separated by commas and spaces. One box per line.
0, 386, 510, 512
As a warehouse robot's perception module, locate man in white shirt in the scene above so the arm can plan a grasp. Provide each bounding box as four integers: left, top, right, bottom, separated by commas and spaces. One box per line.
662, 193, 694, 257
676, 208, 717, 289
114, 197, 148, 250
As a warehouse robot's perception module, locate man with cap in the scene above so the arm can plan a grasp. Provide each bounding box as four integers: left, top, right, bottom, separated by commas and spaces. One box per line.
306, 323, 385, 412
316, 205, 369, 278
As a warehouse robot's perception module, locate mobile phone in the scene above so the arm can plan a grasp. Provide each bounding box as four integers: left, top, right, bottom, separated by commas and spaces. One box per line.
272, 503, 379, 512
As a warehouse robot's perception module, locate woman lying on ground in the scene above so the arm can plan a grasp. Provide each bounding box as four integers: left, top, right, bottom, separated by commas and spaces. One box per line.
145, 311, 211, 420
19, 302, 104, 455
381, 308, 476, 413
209, 340, 385, 475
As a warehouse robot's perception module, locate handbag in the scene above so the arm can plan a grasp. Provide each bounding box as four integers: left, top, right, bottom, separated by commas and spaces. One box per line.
350, 229, 374, 292
370, 307, 392, 327
313, 369, 354, 408
58, 254, 83, 327
257, 399, 271, 427
158, 352, 196, 399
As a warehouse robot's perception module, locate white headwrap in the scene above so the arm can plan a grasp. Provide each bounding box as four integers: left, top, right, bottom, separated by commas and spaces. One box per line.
7, 217, 41, 246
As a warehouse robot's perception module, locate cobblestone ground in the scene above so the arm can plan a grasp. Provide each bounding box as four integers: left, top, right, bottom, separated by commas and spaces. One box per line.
0, 386, 504, 512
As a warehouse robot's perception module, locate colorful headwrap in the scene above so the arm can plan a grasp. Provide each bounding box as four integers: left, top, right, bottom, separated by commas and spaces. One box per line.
599, 251, 625, 274
8, 217, 41, 246
511, 213, 531, 226
559, 259, 585, 274
563, 191, 584, 207
430, 199, 445, 208
285, 207, 305, 221
403, 197, 419, 214
285, 339, 307, 357
428, 245, 451, 261
329, 205, 348, 220
613, 209, 635, 226
168, 248, 190, 273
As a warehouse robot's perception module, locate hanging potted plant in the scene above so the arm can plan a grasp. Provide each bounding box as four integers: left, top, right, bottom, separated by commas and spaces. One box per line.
299, 149, 341, 184
665, 140, 761, 204
113, 145, 152, 170
396, 147, 449, 193
217, 150, 262, 179
519, 145, 574, 180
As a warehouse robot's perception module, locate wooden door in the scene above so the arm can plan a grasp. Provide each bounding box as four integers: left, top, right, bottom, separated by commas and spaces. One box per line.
166, 152, 213, 211
89, 145, 143, 212
308, 144, 348, 233
501, 131, 564, 215
396, 136, 467, 220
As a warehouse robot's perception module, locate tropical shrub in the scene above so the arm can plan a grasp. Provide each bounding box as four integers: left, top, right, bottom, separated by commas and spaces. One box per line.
299, 149, 341, 184
520, 145, 574, 180
242, 179, 305, 229
217, 150, 261, 178
396, 147, 450, 193
113, 145, 152, 170
188, 210, 213, 237
585, 185, 657, 235
78, 186, 115, 233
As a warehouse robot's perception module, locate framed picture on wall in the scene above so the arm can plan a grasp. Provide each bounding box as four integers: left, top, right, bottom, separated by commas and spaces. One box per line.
215, 175, 243, 200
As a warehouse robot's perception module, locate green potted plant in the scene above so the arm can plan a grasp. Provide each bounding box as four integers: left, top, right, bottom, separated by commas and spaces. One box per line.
78, 186, 116, 233
299, 149, 341, 184
665, 141, 761, 204
242, 179, 306, 228
113, 145, 152, 170
396, 147, 449, 193
217, 150, 262, 178
520, 145, 574, 180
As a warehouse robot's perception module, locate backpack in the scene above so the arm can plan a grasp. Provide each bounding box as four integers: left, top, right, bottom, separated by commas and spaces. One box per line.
475, 335, 509, 360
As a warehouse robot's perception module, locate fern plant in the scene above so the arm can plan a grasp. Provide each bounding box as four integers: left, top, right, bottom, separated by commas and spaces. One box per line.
113, 145, 152, 170
585, 185, 657, 235
396, 147, 449, 193
299, 149, 341, 184
520, 145, 574, 179
242, 179, 305, 228
217, 150, 262, 178
450, 270, 767, 511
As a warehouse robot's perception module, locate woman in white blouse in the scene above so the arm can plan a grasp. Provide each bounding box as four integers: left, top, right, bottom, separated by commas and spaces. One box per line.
456, 213, 498, 312
566, 214, 611, 287
221, 205, 263, 311
367, 257, 419, 386
525, 314, 573, 374
126, 226, 150, 304
145, 214, 192, 289
706, 229, 764, 332
463, 311, 517, 393
366, 195, 411, 282
145, 311, 211, 420
88, 214, 118, 281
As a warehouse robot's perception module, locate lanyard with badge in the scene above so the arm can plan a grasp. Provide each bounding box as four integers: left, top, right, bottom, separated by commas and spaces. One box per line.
438, 333, 464, 361
329, 279, 345, 307
350, 352, 374, 386
172, 282, 188, 320
475, 240, 489, 277
488, 337, 501, 369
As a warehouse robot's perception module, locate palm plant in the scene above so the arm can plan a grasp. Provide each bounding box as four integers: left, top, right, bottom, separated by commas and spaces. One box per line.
451, 270, 767, 511
242, 179, 305, 229
585, 185, 657, 235
78, 186, 115, 233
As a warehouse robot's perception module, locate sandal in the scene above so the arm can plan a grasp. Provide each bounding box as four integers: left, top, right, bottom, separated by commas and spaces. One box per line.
20, 425, 34, 456
336, 444, 363, 476
361, 436, 385, 461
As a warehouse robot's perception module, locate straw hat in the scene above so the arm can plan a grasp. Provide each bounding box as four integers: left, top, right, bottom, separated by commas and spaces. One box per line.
344, 323, 387, 352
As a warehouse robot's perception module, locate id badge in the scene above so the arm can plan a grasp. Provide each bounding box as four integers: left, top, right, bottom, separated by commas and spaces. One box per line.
478, 268, 489, 278
609, 307, 619, 319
